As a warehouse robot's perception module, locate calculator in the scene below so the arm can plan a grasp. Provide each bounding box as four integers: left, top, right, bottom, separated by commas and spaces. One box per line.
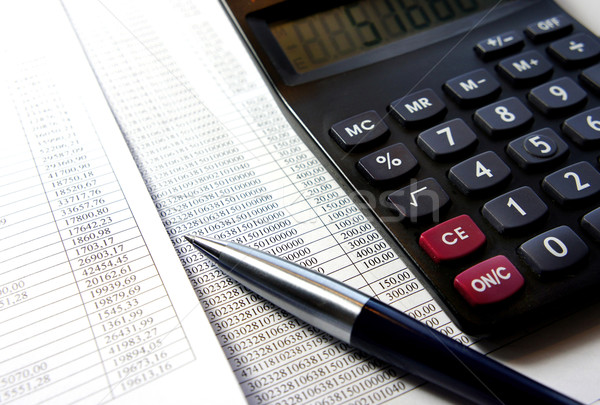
221, 0, 600, 335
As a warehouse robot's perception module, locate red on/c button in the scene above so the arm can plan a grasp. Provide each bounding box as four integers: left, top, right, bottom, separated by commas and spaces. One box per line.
454, 255, 524, 306
419, 214, 486, 262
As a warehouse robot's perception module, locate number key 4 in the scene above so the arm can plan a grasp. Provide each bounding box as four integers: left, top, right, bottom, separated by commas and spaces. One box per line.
448, 151, 511, 196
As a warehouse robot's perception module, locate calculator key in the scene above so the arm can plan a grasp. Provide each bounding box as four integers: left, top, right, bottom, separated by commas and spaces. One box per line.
548, 33, 600, 69
496, 51, 553, 87
329, 110, 389, 151
580, 64, 600, 94
357, 143, 418, 185
443, 69, 501, 107
473, 97, 533, 137
387, 178, 450, 223
525, 15, 573, 43
581, 207, 600, 241
482, 186, 548, 234
389, 89, 446, 128
542, 161, 600, 206
518, 226, 589, 276
417, 119, 478, 161
528, 77, 587, 116
419, 215, 485, 263
453, 256, 524, 306
507, 128, 569, 170
474, 31, 524, 61
448, 151, 511, 196
562, 107, 600, 147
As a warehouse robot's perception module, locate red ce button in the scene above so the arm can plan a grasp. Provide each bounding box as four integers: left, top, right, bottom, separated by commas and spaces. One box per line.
419, 215, 486, 262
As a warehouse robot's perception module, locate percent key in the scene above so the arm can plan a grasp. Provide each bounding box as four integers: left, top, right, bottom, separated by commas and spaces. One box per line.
357, 143, 419, 185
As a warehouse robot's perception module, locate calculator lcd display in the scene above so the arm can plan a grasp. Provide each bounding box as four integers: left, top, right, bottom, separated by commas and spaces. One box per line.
268, 0, 500, 74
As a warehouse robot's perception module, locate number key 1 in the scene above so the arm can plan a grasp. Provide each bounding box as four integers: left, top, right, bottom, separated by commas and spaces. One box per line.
482, 186, 548, 234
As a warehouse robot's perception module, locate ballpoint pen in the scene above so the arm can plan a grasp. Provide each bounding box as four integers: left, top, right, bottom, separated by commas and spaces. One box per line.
185, 235, 580, 405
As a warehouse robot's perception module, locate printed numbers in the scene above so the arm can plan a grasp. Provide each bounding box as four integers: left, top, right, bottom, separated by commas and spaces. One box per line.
507, 197, 526, 216
527, 135, 553, 154
474, 97, 533, 136
436, 126, 455, 146
475, 160, 493, 178
549, 85, 568, 101
542, 162, 600, 205
586, 115, 600, 131
563, 171, 590, 191
543, 236, 569, 257
494, 106, 515, 122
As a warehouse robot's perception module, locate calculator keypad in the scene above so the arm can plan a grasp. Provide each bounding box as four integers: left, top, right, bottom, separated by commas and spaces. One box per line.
496, 50, 553, 87
580, 64, 600, 94
417, 119, 478, 161
548, 33, 600, 68
518, 226, 589, 276
453, 256, 524, 306
562, 107, 600, 146
582, 207, 600, 240
528, 77, 587, 115
357, 143, 418, 185
419, 214, 486, 263
525, 15, 572, 43
482, 186, 548, 234
388, 88, 447, 128
293, 6, 600, 333
448, 151, 511, 196
542, 161, 600, 205
387, 178, 450, 223
506, 128, 569, 170
329, 110, 389, 151
443, 69, 501, 107
473, 97, 534, 136
475, 30, 524, 60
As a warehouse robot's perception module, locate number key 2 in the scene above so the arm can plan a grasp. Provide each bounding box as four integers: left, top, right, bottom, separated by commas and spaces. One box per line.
542, 161, 600, 205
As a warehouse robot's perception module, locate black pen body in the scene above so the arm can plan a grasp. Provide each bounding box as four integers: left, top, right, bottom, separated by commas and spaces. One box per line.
351, 298, 580, 405
186, 235, 580, 405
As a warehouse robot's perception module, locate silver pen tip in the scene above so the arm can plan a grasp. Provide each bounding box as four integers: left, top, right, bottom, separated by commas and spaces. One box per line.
184, 234, 224, 259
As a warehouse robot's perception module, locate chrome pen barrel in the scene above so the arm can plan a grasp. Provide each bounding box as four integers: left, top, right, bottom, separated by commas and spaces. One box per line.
186, 236, 370, 342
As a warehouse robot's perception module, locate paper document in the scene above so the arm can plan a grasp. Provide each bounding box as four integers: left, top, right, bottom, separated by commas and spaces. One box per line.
62, 0, 475, 403
0, 1, 244, 404
60, 0, 600, 404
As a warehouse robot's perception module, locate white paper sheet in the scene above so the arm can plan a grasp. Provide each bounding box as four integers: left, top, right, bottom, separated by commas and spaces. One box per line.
0, 1, 244, 404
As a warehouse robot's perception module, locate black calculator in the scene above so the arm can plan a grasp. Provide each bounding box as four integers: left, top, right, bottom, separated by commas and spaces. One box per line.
221, 0, 600, 335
